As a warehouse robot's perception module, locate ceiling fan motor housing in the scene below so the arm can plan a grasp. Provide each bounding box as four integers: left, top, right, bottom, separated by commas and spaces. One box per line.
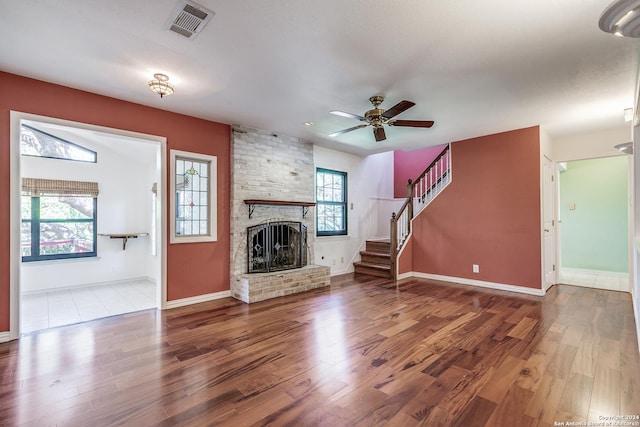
365, 108, 385, 126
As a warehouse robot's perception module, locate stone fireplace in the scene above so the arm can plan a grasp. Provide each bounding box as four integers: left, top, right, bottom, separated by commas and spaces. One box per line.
230, 125, 330, 303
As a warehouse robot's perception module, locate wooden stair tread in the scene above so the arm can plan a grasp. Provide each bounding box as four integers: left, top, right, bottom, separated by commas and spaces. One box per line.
354, 263, 392, 278
353, 262, 391, 271
365, 242, 391, 250
360, 250, 390, 257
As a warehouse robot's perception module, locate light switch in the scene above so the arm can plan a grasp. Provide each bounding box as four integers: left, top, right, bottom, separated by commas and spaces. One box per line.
569, 203, 576, 210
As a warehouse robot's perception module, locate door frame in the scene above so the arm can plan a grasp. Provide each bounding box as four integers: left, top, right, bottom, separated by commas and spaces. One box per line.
542, 155, 558, 291
556, 154, 631, 291
9, 111, 167, 340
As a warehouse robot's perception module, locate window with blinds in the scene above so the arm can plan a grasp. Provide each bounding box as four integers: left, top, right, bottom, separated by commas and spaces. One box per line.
21, 178, 98, 262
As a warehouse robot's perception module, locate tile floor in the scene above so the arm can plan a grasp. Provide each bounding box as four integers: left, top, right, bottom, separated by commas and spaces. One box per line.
21, 279, 157, 334
560, 268, 629, 292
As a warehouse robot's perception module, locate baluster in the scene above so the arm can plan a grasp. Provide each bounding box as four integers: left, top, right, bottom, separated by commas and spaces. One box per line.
437, 158, 441, 193
428, 168, 432, 201
431, 165, 435, 197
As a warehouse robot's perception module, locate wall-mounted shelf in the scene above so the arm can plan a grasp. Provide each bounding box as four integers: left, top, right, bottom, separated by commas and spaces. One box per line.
98, 233, 149, 250
243, 199, 316, 219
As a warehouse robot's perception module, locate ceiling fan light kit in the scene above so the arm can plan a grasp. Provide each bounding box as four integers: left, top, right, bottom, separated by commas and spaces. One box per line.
329, 96, 434, 142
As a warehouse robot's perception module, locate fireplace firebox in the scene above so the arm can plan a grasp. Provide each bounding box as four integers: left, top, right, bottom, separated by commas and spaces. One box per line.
247, 221, 307, 273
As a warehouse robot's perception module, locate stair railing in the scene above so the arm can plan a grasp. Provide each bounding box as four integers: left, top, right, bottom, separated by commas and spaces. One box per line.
390, 144, 451, 278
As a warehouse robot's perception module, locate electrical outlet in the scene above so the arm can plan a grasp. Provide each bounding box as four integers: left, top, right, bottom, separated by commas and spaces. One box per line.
472, 264, 480, 273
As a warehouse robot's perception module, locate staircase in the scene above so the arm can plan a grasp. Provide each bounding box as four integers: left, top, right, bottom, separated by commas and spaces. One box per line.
353, 144, 452, 280
354, 239, 392, 278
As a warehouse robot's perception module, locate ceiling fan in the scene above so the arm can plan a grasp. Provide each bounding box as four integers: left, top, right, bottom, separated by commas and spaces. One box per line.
329, 95, 434, 142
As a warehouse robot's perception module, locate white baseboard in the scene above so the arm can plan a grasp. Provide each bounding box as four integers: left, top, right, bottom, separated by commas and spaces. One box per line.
399, 272, 545, 297
397, 272, 413, 281
0, 331, 12, 343
164, 290, 232, 309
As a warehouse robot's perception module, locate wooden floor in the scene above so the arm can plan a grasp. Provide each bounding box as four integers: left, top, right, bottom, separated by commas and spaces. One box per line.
1, 275, 639, 426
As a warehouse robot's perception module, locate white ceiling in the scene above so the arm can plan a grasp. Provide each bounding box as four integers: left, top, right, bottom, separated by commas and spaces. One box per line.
1, 0, 638, 155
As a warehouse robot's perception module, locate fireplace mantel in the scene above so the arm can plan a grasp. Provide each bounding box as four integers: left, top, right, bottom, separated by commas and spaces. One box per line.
244, 199, 316, 218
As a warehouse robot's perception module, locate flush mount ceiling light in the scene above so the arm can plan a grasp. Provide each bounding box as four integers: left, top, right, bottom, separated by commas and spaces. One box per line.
148, 73, 175, 98
599, 0, 640, 37
615, 141, 633, 154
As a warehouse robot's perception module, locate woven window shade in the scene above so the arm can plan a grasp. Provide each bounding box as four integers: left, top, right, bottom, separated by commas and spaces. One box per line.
21, 178, 99, 198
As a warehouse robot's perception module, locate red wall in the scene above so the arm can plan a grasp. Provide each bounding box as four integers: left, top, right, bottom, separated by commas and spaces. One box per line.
408, 127, 542, 289
0, 72, 231, 331
394, 144, 448, 198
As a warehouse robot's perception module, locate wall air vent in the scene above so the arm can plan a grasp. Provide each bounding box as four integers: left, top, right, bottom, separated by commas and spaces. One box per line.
168, 1, 215, 39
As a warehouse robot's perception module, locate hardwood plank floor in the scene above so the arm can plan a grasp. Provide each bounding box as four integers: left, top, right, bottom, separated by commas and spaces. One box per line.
1, 275, 639, 426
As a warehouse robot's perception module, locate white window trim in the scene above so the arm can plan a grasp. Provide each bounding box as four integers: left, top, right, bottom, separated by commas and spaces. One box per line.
170, 149, 217, 244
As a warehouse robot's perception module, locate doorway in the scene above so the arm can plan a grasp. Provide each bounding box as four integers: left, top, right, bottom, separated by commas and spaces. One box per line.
558, 155, 630, 292
9, 112, 167, 338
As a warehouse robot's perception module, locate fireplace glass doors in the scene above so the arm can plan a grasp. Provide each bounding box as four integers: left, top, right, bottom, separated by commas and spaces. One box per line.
247, 221, 307, 273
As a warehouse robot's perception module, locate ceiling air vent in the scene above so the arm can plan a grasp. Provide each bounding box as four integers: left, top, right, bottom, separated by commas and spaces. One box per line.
168, 1, 215, 39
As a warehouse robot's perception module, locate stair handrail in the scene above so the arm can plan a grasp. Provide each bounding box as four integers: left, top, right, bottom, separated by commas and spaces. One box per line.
390, 144, 451, 278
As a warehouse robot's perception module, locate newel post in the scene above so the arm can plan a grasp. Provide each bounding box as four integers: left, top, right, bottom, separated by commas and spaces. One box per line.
407, 179, 414, 223
390, 212, 397, 280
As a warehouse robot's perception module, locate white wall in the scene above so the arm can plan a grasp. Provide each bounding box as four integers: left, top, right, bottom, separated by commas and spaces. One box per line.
553, 125, 631, 161
20, 132, 157, 293
313, 146, 397, 275
540, 127, 553, 159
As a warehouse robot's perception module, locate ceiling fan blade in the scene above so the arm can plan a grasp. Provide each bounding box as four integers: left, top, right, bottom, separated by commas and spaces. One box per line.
381, 100, 415, 119
329, 124, 368, 137
374, 127, 386, 142
330, 110, 367, 121
390, 119, 434, 128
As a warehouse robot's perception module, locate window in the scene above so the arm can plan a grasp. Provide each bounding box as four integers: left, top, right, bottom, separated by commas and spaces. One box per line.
20, 124, 97, 163
316, 168, 347, 236
21, 178, 98, 262
170, 150, 217, 243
